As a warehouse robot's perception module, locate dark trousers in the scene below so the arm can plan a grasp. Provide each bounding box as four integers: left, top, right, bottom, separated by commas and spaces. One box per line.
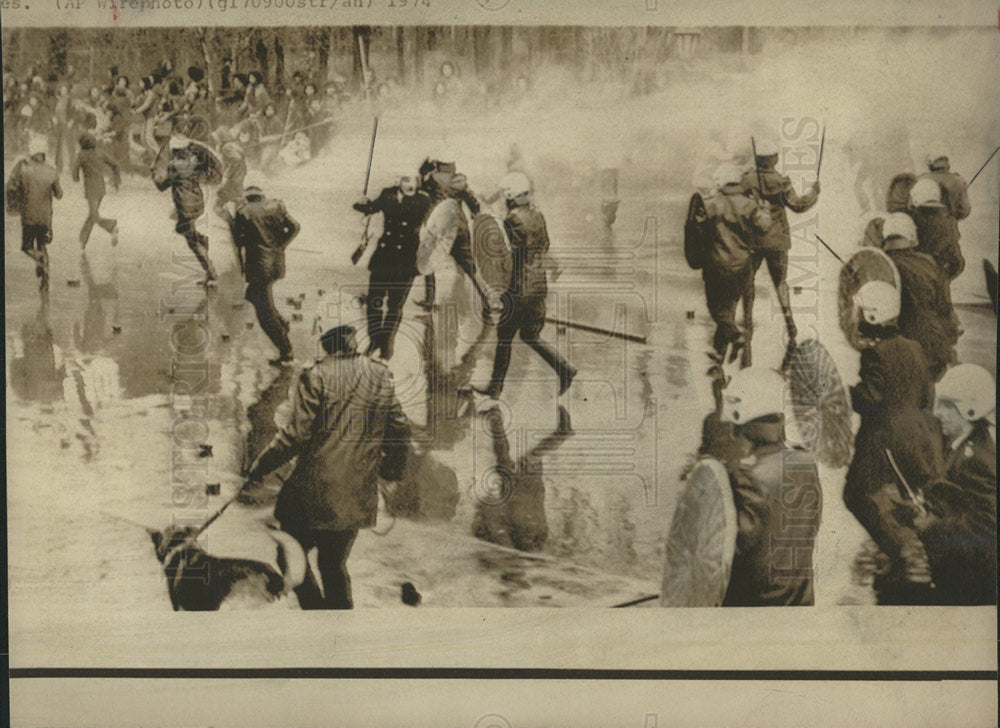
488, 295, 571, 397
745, 248, 795, 339
22, 224, 52, 289
176, 216, 217, 279
80, 193, 117, 247
246, 280, 292, 358
281, 525, 359, 610
366, 268, 414, 359
703, 264, 753, 356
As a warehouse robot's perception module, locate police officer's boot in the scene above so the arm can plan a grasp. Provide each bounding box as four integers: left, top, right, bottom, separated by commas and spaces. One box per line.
777, 283, 797, 341
527, 339, 576, 395
416, 274, 436, 310
740, 329, 753, 368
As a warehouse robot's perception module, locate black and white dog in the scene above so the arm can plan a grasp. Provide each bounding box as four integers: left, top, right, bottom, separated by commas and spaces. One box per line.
151, 524, 307, 610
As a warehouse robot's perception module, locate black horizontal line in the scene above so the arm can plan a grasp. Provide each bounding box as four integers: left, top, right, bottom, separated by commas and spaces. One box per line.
9, 668, 997, 681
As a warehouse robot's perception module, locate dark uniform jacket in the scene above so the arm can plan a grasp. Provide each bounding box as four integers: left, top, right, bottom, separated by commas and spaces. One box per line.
249, 352, 411, 532
887, 248, 959, 378
741, 164, 818, 251
720, 431, 822, 607
701, 184, 769, 274
911, 170, 970, 279
353, 186, 431, 276
845, 335, 946, 558
233, 196, 299, 283
11, 157, 63, 227
504, 203, 550, 299
919, 422, 997, 605
152, 143, 218, 219
72, 147, 120, 200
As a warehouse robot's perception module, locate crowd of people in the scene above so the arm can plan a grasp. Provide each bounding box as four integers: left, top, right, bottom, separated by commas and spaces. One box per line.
4, 68, 994, 607
3, 57, 352, 178
3, 56, 529, 179
682, 142, 995, 607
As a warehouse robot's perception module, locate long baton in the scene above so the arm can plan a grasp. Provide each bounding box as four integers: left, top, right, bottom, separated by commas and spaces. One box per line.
968, 145, 1000, 186
816, 125, 826, 179
612, 593, 660, 608
751, 136, 763, 194
815, 234, 845, 265
351, 115, 380, 265
363, 115, 379, 197
546, 316, 647, 344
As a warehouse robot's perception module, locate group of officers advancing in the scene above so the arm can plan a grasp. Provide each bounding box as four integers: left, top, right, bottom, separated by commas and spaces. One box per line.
128, 123, 576, 398
7, 121, 994, 608
687, 140, 995, 606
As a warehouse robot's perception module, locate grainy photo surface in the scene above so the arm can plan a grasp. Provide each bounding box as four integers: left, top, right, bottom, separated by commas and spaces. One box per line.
4, 2, 998, 725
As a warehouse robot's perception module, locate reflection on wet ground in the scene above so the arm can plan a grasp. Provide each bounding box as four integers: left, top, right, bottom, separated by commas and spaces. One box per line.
12, 181, 871, 608
472, 404, 573, 552
9, 298, 64, 404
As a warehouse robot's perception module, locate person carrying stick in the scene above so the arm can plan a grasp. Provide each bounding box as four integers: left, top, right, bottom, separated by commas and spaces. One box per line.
741, 138, 821, 349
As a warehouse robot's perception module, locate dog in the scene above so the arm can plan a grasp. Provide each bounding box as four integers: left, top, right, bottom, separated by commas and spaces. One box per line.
151, 524, 307, 611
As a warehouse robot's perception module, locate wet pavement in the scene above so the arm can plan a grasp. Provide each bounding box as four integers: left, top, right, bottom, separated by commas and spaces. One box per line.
5, 98, 997, 612
5, 163, 674, 613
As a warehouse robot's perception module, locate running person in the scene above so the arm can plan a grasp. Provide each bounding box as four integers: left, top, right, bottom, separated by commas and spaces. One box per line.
72, 132, 120, 249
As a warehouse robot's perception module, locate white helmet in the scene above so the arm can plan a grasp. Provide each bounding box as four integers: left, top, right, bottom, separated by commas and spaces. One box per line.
243, 171, 266, 197
855, 280, 900, 325
713, 163, 743, 189
397, 175, 418, 196
881, 212, 917, 250
168, 133, 192, 151
935, 364, 996, 423
909, 178, 944, 208
754, 138, 779, 157
720, 367, 787, 425
27, 134, 47, 157
501, 171, 532, 202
